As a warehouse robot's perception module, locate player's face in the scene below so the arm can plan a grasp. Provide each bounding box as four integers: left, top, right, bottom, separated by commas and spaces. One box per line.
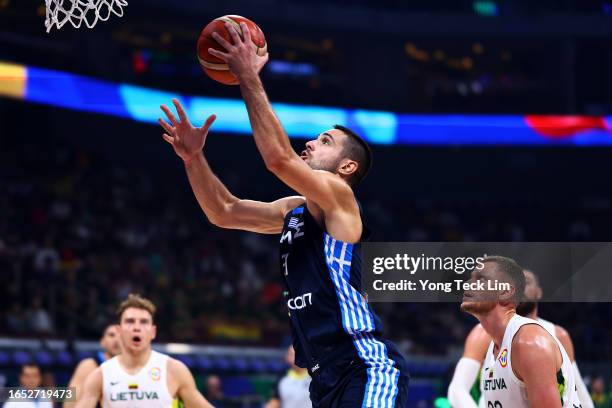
516, 270, 542, 316
100, 324, 122, 357
119, 308, 156, 353
522, 270, 542, 302
460, 262, 502, 315
301, 129, 347, 173
20, 366, 42, 390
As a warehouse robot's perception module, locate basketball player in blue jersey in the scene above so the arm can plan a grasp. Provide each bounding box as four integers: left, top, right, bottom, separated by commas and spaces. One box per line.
158, 21, 409, 408
65, 324, 121, 408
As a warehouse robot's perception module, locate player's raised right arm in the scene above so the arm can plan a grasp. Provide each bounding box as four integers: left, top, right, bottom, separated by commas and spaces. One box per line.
74, 367, 102, 408
159, 99, 304, 234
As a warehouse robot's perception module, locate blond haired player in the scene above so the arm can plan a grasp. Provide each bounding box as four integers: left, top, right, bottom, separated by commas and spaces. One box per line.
64, 324, 121, 407
448, 270, 593, 408
460, 256, 581, 408
76, 294, 213, 408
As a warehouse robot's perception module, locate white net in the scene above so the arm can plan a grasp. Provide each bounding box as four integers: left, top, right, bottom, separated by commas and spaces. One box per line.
45, 0, 128, 32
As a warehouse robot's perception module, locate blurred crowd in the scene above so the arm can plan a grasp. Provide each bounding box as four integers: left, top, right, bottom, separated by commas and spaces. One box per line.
0, 131, 611, 362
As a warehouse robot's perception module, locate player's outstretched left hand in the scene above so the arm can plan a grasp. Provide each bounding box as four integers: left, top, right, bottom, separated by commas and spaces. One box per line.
159, 98, 216, 164
209, 22, 269, 80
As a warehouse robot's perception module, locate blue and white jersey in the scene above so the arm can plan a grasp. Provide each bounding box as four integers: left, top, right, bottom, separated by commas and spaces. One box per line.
279, 203, 406, 402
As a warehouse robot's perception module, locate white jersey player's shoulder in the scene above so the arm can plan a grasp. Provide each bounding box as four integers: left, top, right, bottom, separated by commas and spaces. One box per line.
537, 317, 556, 337
481, 315, 581, 408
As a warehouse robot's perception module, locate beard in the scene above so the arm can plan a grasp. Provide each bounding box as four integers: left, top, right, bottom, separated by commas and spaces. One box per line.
308, 157, 341, 173
516, 301, 537, 316
460, 300, 496, 316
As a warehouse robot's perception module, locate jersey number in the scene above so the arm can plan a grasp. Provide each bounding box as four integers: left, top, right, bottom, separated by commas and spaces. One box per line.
281, 253, 289, 276
488, 402, 502, 408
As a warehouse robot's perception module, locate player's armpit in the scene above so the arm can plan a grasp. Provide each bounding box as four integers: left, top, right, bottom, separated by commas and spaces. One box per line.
217, 195, 305, 234
170, 359, 214, 408
512, 325, 563, 408
74, 368, 103, 408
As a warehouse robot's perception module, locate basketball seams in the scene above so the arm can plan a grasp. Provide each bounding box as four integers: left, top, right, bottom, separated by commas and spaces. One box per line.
198, 58, 228, 71
214, 16, 244, 39
214, 16, 267, 50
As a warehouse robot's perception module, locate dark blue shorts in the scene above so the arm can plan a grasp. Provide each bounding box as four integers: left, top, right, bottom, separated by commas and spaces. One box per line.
309, 342, 409, 408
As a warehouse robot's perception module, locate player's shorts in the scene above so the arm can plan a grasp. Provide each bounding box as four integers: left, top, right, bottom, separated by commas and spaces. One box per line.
309, 341, 410, 408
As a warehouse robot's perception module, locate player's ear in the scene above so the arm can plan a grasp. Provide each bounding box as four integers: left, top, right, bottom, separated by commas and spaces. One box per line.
338, 158, 357, 178
498, 282, 515, 303
151, 325, 157, 340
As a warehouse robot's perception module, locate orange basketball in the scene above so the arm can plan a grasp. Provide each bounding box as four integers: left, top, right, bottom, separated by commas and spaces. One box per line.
197, 15, 267, 85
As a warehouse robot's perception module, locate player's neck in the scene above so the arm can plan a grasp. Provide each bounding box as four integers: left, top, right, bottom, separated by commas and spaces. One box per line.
119, 348, 152, 372
526, 306, 538, 320
480, 307, 516, 348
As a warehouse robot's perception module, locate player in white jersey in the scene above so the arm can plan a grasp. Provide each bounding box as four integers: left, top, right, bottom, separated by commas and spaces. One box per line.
460, 256, 582, 408
448, 270, 594, 408
76, 294, 213, 408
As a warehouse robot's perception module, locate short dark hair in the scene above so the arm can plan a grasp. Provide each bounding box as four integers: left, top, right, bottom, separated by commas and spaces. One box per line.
100, 322, 117, 338
334, 125, 373, 185
482, 256, 525, 303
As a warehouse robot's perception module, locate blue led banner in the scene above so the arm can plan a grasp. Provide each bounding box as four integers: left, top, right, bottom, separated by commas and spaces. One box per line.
1, 61, 611, 146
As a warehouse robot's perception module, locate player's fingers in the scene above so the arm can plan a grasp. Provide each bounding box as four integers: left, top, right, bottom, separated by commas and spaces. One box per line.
172, 98, 189, 124
158, 118, 175, 134
200, 114, 217, 133
240, 22, 251, 44
211, 31, 234, 51
160, 104, 178, 126
225, 23, 243, 46
162, 134, 175, 145
208, 48, 229, 61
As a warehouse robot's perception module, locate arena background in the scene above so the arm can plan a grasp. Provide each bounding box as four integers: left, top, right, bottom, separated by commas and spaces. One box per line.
1, 0, 611, 407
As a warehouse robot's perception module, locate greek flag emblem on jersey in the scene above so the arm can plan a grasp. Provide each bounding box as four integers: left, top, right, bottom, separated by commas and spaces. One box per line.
288, 217, 300, 229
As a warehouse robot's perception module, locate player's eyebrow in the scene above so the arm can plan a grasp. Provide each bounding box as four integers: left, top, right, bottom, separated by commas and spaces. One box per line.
321, 132, 335, 142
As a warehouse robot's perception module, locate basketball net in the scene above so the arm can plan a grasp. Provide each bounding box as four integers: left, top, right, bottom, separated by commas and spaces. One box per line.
45, 0, 128, 32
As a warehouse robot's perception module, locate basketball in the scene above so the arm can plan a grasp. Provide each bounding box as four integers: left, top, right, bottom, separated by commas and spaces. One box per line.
197, 15, 267, 85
